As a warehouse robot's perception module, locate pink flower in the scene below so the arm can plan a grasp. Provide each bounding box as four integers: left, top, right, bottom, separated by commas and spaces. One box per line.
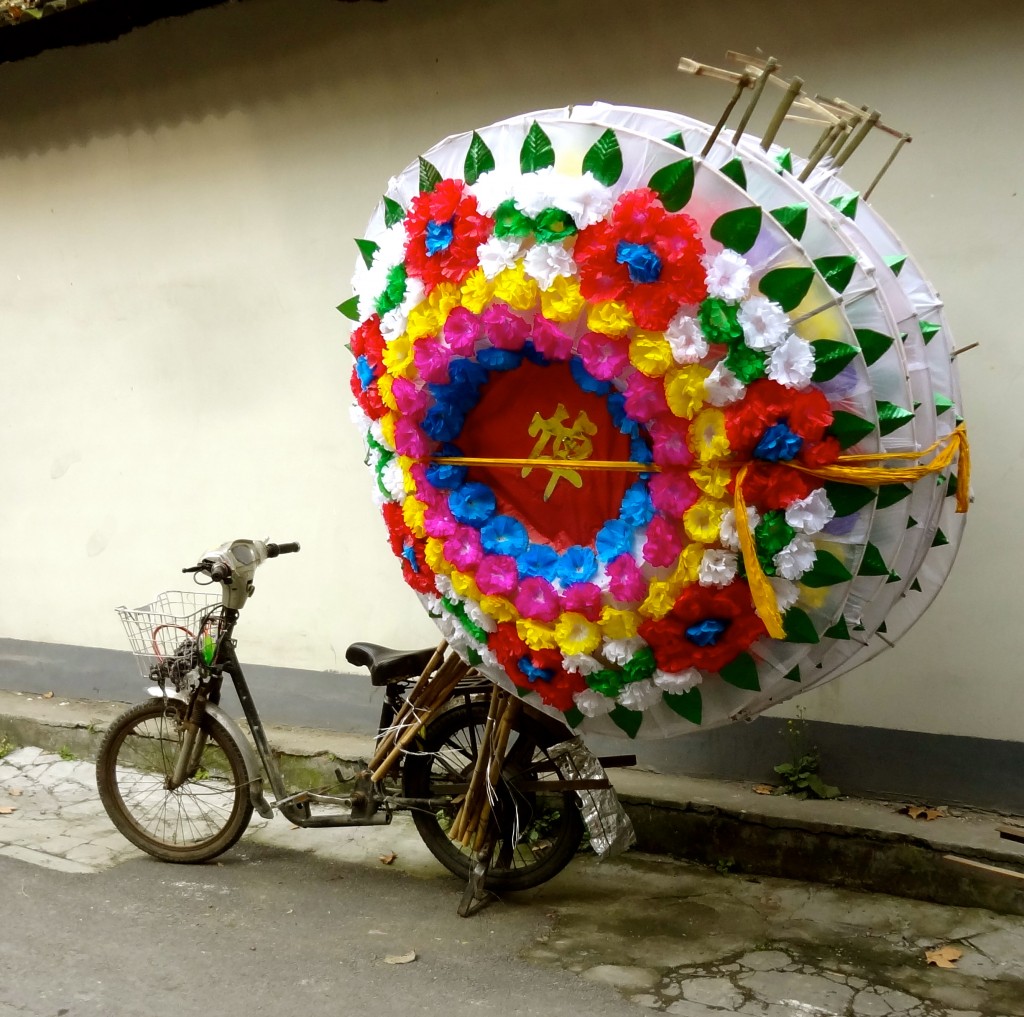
515, 576, 560, 621
643, 515, 683, 567
649, 471, 700, 515
578, 331, 629, 381
443, 306, 482, 356
414, 339, 452, 384
649, 417, 694, 466
624, 372, 669, 421
393, 417, 430, 457
530, 315, 573, 360
444, 526, 483, 571
423, 502, 458, 538
562, 582, 603, 621
391, 376, 430, 419
606, 554, 647, 602
476, 555, 519, 596
481, 303, 529, 350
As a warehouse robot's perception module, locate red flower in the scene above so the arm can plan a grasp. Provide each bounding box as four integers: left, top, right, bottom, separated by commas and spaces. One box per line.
573, 187, 707, 330
734, 464, 819, 511
381, 502, 407, 558
638, 582, 766, 673
401, 540, 437, 594
351, 371, 386, 420
489, 625, 586, 711
404, 179, 494, 292
350, 316, 385, 370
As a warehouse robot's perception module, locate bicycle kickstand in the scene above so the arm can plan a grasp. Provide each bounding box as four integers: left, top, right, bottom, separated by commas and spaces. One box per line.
458, 841, 498, 918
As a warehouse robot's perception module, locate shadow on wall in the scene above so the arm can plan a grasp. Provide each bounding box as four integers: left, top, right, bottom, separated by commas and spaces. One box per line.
0, 0, 1017, 158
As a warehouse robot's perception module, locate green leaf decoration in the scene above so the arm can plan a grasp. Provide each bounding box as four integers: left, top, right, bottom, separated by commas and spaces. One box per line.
664, 131, 686, 150
828, 192, 860, 219
829, 410, 876, 449
813, 255, 857, 293
720, 157, 747, 189
610, 705, 643, 739
336, 296, 360, 321
355, 238, 379, 269
920, 321, 941, 344
759, 266, 814, 311
935, 393, 955, 415
719, 652, 761, 691
663, 688, 702, 725
855, 328, 895, 367
876, 401, 915, 436
648, 158, 695, 212
857, 542, 889, 577
783, 665, 801, 682
520, 121, 555, 173
383, 196, 405, 228
824, 615, 851, 640
775, 148, 794, 174
886, 570, 902, 584
811, 340, 859, 382
418, 156, 442, 193
563, 706, 585, 729
783, 608, 820, 644
710, 206, 762, 254
877, 620, 888, 634
824, 480, 876, 516
770, 203, 808, 240
900, 332, 909, 344
910, 578, 923, 593
514, 684, 531, 698
907, 516, 918, 528
932, 528, 949, 548
464, 131, 495, 185
801, 550, 853, 588
582, 128, 624, 186
875, 483, 912, 509
947, 472, 959, 499
885, 254, 907, 276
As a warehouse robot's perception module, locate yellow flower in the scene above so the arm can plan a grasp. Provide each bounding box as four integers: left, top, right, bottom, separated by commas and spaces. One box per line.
639, 581, 678, 620
381, 334, 415, 378
460, 269, 494, 314
398, 456, 417, 495
379, 412, 397, 450
689, 463, 732, 499
428, 282, 460, 319
493, 263, 539, 312
586, 300, 634, 336
540, 276, 585, 322
629, 331, 674, 377
450, 569, 482, 602
376, 373, 398, 412
684, 497, 727, 544
664, 365, 710, 419
405, 304, 442, 342
689, 408, 730, 463
517, 618, 557, 650
425, 538, 452, 576
554, 613, 603, 656
480, 595, 518, 623
402, 497, 426, 539
674, 542, 704, 585
599, 606, 639, 640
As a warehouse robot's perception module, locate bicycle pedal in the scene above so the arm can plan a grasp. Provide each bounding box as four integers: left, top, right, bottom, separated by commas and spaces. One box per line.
349, 768, 379, 821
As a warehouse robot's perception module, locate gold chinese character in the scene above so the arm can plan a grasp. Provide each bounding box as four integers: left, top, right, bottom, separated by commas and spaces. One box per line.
522, 403, 598, 500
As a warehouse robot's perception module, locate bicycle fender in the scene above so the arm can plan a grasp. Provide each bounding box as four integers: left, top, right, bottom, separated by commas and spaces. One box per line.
146, 687, 275, 820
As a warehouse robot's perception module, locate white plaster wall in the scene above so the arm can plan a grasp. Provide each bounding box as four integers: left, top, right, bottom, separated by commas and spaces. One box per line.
0, 0, 1019, 739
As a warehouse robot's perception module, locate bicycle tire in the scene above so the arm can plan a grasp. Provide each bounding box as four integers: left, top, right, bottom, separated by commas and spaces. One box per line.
96, 698, 253, 863
402, 698, 584, 892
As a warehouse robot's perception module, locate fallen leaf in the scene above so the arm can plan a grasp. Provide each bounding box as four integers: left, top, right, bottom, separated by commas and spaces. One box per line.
901, 804, 945, 821
42, 691, 54, 700
379, 852, 397, 865
925, 945, 963, 968
753, 784, 776, 795
0, 806, 15, 815
384, 950, 416, 965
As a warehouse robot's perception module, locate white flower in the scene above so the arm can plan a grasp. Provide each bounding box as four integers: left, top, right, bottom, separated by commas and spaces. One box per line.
738, 296, 790, 351
774, 535, 818, 580
704, 362, 746, 406
767, 334, 816, 389
379, 274, 425, 344
785, 489, 835, 535
653, 667, 703, 694
563, 653, 603, 676
462, 599, 496, 634
467, 168, 519, 215
380, 459, 405, 501
477, 236, 522, 280
556, 171, 616, 229
720, 506, 761, 551
351, 224, 408, 322
698, 549, 738, 587
476, 646, 499, 672
421, 593, 443, 617
617, 678, 662, 712
369, 418, 388, 449
664, 311, 709, 364
768, 577, 800, 611
512, 166, 562, 217
602, 637, 647, 666
704, 250, 752, 301
523, 242, 576, 289
348, 402, 372, 434
433, 574, 455, 601
573, 688, 616, 718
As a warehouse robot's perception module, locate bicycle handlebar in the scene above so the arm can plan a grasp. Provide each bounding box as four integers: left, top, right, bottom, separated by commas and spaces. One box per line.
266, 541, 301, 557
183, 539, 301, 584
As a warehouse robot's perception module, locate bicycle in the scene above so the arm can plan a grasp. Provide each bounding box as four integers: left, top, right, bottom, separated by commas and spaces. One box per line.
96, 538, 634, 914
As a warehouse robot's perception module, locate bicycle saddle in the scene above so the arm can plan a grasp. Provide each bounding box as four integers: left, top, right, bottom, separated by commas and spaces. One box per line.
345, 642, 437, 686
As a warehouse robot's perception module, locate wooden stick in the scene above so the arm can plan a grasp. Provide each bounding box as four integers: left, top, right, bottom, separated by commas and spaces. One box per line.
952, 342, 980, 357
863, 133, 912, 201
815, 95, 904, 139
732, 57, 779, 146
450, 688, 503, 843
944, 854, 1024, 886
798, 121, 845, 182
833, 109, 881, 168
701, 73, 751, 157
677, 57, 751, 87
760, 75, 803, 151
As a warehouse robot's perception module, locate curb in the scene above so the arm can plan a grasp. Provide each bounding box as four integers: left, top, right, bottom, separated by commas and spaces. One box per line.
3, 690, 1023, 914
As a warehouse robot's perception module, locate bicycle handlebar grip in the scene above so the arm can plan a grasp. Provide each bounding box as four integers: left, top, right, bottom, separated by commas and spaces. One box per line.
209, 562, 233, 583
266, 541, 301, 557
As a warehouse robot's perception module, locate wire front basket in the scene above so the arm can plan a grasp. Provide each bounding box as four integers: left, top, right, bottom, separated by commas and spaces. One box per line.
117, 590, 225, 686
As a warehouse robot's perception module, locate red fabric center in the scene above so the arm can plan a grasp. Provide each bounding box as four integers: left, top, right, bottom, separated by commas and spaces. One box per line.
458, 361, 632, 550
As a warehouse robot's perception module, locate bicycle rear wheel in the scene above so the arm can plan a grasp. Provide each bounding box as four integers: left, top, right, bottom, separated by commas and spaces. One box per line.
96, 698, 253, 863
402, 697, 584, 892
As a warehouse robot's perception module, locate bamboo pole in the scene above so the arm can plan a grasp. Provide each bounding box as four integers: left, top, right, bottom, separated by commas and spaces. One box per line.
760, 75, 803, 151
731, 57, 779, 146
701, 73, 751, 157
863, 133, 912, 201
449, 687, 504, 843
833, 109, 880, 168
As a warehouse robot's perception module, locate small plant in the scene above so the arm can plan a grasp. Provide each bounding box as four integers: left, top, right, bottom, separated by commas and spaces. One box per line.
0, 736, 14, 760
715, 856, 736, 875
57, 745, 75, 762
773, 709, 840, 800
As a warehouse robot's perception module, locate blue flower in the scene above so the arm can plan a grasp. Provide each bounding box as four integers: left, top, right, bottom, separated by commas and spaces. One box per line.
517, 544, 559, 580
619, 482, 654, 529
521, 341, 550, 366
685, 618, 728, 647
556, 546, 598, 586
448, 483, 497, 526
401, 542, 420, 573
425, 217, 455, 256
607, 391, 639, 436
595, 519, 633, 561
425, 443, 467, 489
629, 434, 653, 464
355, 355, 375, 391
570, 356, 612, 396
448, 358, 489, 390
616, 240, 663, 284
480, 515, 529, 557
754, 422, 804, 462
477, 347, 523, 372
517, 656, 555, 683
421, 403, 466, 442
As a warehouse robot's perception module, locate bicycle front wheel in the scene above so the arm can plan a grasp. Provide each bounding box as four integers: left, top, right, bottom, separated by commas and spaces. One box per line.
403, 698, 584, 892
96, 698, 253, 863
